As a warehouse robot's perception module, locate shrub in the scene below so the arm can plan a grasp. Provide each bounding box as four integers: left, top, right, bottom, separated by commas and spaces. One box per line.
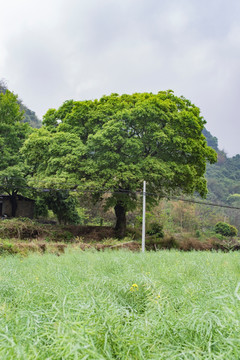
229, 225, 238, 237
215, 222, 238, 237
146, 222, 164, 238
145, 236, 178, 251
195, 230, 201, 238
43, 191, 80, 224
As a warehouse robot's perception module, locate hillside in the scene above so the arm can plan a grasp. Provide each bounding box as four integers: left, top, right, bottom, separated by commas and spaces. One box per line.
203, 128, 240, 203
0, 80, 42, 128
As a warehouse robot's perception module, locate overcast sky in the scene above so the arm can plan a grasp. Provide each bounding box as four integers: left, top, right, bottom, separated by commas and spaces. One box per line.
1, 0, 239, 156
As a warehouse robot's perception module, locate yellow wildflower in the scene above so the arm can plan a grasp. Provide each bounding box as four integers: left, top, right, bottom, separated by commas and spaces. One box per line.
130, 283, 139, 292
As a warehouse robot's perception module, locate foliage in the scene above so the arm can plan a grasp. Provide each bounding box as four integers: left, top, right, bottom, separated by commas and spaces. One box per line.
34, 196, 49, 218
0, 242, 18, 255
0, 218, 76, 242
0, 80, 41, 128
215, 221, 238, 237
0, 251, 239, 358
149, 199, 225, 235
42, 190, 80, 224
175, 128, 240, 231
22, 91, 217, 237
2, 80, 240, 238
229, 225, 238, 237
228, 193, 240, 205
202, 128, 219, 151
202, 129, 240, 231
0, 89, 33, 215
206, 154, 240, 203
21, 105, 42, 128
146, 222, 164, 238
204, 127, 240, 206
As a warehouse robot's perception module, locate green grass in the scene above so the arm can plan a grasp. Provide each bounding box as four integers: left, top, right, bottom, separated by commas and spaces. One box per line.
0, 250, 239, 359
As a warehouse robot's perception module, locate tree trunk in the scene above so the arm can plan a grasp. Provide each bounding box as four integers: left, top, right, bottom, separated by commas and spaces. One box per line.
10, 193, 18, 217
114, 202, 127, 238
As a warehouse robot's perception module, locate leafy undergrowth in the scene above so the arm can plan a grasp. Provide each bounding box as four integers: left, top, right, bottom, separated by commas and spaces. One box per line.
0, 238, 141, 256
0, 218, 115, 242
0, 240, 67, 256
0, 218, 74, 242
145, 234, 240, 252
0, 250, 239, 359
0, 219, 239, 255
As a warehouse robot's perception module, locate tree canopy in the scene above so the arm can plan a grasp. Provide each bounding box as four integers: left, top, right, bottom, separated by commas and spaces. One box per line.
22, 91, 217, 236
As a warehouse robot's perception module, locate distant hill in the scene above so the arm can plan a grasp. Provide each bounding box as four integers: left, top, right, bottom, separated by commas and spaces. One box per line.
0, 80, 42, 128
20, 103, 42, 128
203, 128, 240, 203
202, 128, 219, 151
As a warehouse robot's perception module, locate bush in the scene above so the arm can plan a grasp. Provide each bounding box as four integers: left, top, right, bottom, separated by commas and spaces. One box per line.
43, 191, 80, 225
229, 225, 238, 237
146, 222, 164, 238
145, 235, 178, 250
195, 230, 201, 238
215, 222, 238, 237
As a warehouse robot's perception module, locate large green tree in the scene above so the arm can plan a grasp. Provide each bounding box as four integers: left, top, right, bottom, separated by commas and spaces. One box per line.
22, 91, 217, 236
0, 90, 31, 216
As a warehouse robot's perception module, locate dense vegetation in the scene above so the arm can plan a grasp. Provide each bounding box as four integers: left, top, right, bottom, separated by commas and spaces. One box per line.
0, 84, 239, 360
203, 128, 240, 204
0, 82, 240, 241
0, 88, 33, 215
22, 91, 216, 237
0, 250, 239, 359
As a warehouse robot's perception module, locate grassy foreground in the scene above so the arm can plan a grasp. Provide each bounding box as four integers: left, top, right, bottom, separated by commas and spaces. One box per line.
0, 251, 239, 359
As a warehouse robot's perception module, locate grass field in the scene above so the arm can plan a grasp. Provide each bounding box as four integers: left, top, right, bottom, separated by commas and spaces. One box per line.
0, 250, 239, 359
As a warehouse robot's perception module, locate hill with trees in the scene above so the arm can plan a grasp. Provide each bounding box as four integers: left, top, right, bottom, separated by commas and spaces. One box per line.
0, 80, 41, 128
203, 128, 240, 204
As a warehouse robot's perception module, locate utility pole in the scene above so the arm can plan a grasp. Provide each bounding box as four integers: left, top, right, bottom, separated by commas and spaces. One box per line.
142, 181, 146, 252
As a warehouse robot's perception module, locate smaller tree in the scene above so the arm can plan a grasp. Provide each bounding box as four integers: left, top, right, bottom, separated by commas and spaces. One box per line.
0, 89, 32, 216
215, 221, 238, 237
0, 165, 31, 217
42, 190, 80, 225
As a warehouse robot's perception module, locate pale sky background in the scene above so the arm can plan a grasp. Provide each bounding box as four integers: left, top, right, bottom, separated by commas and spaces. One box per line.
0, 0, 239, 156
